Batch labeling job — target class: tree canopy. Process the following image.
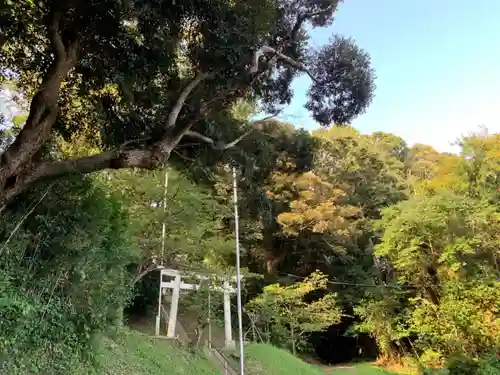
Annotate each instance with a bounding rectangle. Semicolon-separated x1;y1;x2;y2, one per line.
0;0;375;205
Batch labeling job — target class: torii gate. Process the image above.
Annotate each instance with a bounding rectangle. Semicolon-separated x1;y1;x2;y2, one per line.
155;267;237;349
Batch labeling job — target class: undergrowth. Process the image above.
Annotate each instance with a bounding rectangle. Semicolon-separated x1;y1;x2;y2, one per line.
0;177;134;374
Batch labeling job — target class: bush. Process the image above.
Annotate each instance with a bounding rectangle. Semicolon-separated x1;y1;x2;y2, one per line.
420;349;444;369
445;354;478;375
0;176;136;374
423;352;500;375
477;351;500;375
422;369;449;375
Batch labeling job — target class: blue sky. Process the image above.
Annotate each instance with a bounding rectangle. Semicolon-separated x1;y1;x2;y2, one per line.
283;0;500;153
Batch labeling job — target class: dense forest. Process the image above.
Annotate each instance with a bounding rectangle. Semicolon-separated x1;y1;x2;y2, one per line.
0;0;499;374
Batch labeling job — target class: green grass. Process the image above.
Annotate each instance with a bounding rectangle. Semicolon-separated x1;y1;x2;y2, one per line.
330;363;399;374
244;343;399;375
244;343;326;375
92;330;219;375
87;330;399;375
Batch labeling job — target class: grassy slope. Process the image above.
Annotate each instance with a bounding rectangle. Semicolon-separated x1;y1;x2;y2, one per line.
89;330;396;375
245;343;325;375
245;344;398;375
245;343;397;375
93;330;219;375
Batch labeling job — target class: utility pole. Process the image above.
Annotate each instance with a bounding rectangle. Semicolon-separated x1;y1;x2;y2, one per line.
232;166;245;375
161;168;169;263
156;168;169;336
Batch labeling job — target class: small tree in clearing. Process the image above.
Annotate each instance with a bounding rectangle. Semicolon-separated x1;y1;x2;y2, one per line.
247;271;340;355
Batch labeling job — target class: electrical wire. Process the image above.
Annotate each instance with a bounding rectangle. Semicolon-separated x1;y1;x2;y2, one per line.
276;271;418;290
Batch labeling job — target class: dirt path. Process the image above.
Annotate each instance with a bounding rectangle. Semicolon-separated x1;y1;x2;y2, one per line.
318;365;356;374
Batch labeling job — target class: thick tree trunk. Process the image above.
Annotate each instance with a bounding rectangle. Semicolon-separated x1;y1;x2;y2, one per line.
0;12;79;207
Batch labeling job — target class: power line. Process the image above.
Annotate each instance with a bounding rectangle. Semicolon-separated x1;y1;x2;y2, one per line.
170;266;418;290
278;271;418;290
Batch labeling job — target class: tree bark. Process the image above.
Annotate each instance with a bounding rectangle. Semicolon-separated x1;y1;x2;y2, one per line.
0;11;79;206
0;146;166;206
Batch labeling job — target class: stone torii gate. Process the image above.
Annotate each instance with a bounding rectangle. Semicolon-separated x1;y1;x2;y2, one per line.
155;267;237;349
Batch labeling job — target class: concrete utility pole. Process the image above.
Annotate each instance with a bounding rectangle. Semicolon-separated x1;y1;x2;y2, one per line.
156;169;169;336
161;169;169;261
232;166;245;375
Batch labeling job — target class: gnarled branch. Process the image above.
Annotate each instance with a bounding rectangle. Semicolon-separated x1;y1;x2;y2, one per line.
166;72;211;128
1;71;210;205
185;129;254;150
183;115;276;150
47;11;65;60
249;45;318;82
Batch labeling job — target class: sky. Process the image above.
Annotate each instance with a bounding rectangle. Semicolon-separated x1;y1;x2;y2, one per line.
283;0;500;153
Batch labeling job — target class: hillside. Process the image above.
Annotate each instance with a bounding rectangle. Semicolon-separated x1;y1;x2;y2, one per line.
93;330;219;375
245;344;396;375
90;329;397;375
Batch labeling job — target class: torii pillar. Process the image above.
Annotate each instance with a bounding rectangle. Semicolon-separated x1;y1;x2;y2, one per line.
223;280;235;349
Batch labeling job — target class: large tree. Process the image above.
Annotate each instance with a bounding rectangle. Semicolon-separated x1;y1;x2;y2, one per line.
0;0;374;205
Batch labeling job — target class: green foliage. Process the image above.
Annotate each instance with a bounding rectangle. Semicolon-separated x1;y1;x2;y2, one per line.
104;168;235;274
477;352;500;375
0;176;135;374
368;193;500;360
351;131;500;370
444;354;479;375
423;351;500;375
246;271;340;354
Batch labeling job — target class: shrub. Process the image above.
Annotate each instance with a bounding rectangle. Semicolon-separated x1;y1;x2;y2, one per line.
420;349;444;369
445;354;478;375
0;176;136;374
477;351;500;375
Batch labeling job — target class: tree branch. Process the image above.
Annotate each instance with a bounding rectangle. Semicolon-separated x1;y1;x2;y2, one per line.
131;263;161;285
166;72;211;128
0;148;160;204
250;2;338;79
32;149;160;179
183;115;276;150
249;45;318;82
148;72;212;155
303;2;338;19
184;130;216;145
46;11;65;60
5;90;211;201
